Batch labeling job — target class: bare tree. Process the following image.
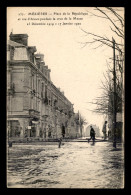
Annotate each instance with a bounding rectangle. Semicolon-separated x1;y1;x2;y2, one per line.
80;7;124;55
79;8;124;145
87;59;123;116
80;7;124;114
74;113;87;137
79;114;87;137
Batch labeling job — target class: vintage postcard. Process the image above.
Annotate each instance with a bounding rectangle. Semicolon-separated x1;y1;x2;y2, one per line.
7;7;124;188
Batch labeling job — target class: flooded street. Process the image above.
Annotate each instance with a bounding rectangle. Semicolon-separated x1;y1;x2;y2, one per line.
7;140;124;188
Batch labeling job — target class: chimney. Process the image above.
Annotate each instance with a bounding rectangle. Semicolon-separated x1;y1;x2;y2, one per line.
35;53;44;61
61;91;64;95
9;32;28;46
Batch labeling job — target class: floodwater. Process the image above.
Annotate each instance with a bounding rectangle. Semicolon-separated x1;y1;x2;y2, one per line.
7;140;124;188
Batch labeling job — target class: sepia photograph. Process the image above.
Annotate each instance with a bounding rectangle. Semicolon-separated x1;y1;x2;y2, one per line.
6;7;124;188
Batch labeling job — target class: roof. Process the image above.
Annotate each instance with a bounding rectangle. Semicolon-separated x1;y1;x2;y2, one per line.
10;33;28;37
7;40;26;47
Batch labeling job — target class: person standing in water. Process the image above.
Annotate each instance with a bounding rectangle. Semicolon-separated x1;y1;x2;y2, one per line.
58;137;62;148
88;126;95;142
102;121;107;140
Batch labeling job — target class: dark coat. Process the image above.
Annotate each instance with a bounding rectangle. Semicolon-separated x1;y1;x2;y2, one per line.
90;128;95;137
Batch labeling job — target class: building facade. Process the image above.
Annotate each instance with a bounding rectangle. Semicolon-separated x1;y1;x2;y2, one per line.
7;33;81;139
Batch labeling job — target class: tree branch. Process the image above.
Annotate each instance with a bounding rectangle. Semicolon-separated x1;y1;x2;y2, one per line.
96;7;124;37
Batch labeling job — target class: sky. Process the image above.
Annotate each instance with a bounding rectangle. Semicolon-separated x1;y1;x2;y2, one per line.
7;7;124;133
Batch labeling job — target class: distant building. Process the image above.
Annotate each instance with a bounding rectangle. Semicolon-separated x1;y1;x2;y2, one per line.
7;33;81;139
85;125;101;137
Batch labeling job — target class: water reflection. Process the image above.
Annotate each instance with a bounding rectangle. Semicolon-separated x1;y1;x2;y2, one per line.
7;141;124;188
90;141;95;146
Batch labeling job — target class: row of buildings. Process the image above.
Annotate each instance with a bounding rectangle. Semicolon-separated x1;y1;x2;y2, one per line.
7;33;81;140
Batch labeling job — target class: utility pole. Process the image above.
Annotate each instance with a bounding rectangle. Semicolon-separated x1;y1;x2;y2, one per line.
112;37;117;148
79;112;82;137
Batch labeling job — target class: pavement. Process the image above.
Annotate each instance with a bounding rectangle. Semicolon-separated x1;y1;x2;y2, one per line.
7;137;112;146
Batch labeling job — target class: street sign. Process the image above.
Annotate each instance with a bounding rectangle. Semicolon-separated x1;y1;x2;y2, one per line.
32;121;39;124
116;113;122;122
28;126;31;129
